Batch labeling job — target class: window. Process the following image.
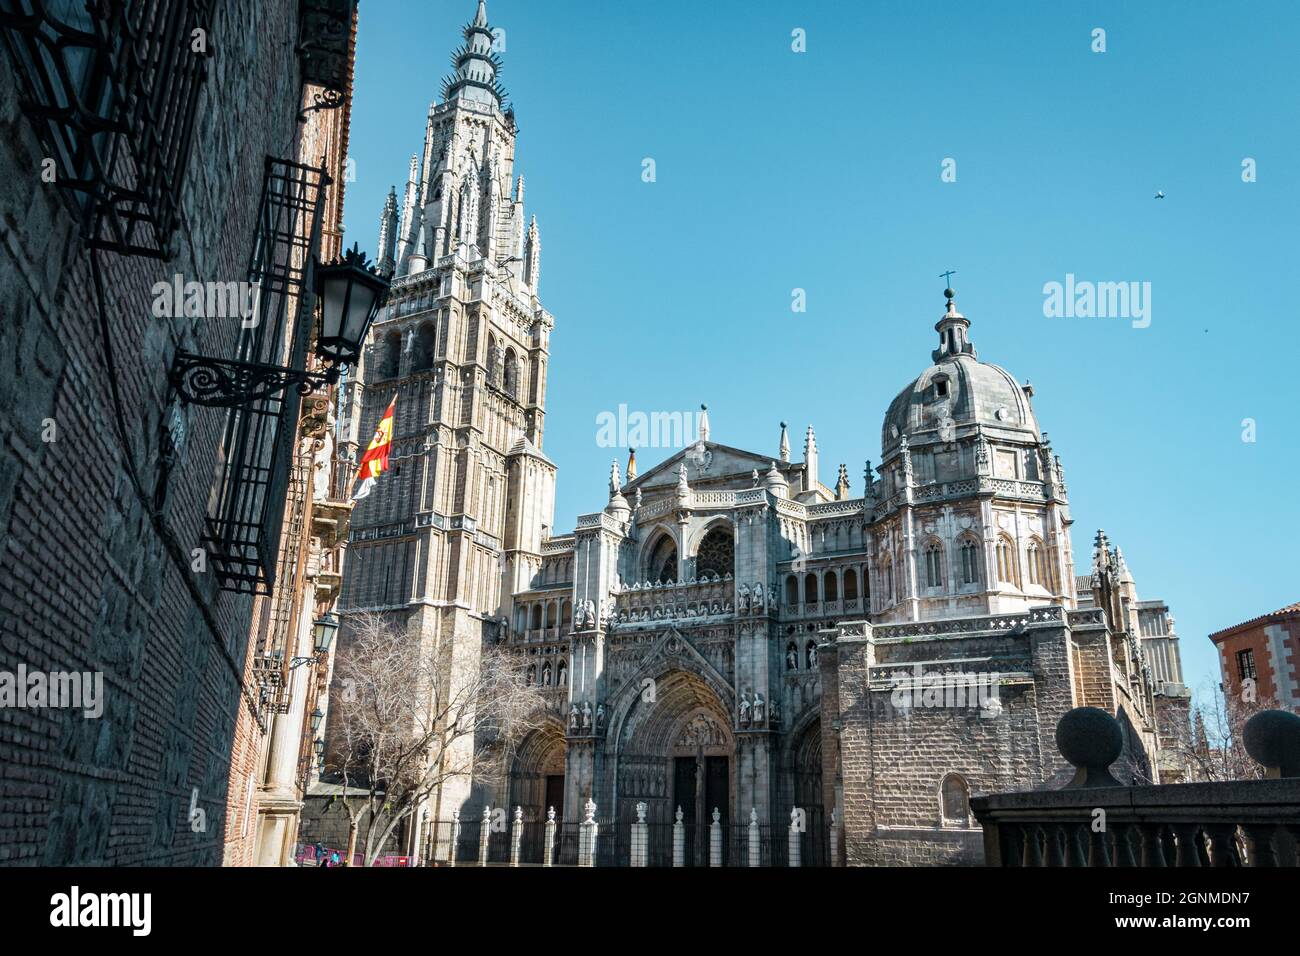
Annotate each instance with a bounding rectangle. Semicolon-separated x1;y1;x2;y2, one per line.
881;555;894;604
412;322;435;371
824;572;838;602
695;525;735;579
785;576;799;606
804;574;818;604
503;348;518;398
647;534;678;584
940;774;971;828
1236;649;1257;682
844;568;859;601
996;536;1016;585
924;541;943;588
960;538;980;586
530;605;542;630
486;334;499;386
1027;538;1045;587
382;331;401;377
934;377;949;398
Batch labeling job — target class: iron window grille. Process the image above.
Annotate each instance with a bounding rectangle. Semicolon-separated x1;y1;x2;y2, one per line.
180;156;331;595
0;0;213;259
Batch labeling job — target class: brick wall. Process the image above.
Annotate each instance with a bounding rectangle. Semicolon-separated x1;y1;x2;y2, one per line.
0;0;316;864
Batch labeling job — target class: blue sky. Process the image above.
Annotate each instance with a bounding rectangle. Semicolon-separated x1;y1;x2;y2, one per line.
344;0;1300;698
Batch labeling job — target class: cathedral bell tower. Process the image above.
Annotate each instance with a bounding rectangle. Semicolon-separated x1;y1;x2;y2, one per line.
338;0;558;814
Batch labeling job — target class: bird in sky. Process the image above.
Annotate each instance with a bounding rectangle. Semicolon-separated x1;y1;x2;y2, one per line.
1154;190;1165;199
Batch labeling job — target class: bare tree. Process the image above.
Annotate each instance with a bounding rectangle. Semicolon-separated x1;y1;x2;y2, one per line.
324;610;543;866
1176;678;1275;783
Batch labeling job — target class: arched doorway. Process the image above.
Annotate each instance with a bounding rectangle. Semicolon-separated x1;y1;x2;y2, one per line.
614;668;733;866
507;721;566;863
789;716;827;866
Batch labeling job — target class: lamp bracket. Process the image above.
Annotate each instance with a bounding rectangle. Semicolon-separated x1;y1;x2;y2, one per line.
169;351;339;409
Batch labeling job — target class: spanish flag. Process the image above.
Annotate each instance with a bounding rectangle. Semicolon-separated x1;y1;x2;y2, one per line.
352;396;396;501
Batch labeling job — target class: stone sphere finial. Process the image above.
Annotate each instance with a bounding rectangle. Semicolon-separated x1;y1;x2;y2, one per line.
1056;706;1124;788
1243;709;1300;778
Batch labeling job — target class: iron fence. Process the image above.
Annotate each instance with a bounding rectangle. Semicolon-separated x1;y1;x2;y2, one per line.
418;811;834;867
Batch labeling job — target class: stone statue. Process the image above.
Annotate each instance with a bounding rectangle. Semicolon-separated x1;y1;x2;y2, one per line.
786;648;798;670
712;807;721;824
753;693;765;724
568;703;579;730
738;584;750;613
581;599;596;629
739;692;751;725
753;583;764;611
675;806;684;824
595;703;605;733
547;806;556;823
770;698;780;725
807;643;817;668
581;701;592;729
636;801;647;824
751;468;760;487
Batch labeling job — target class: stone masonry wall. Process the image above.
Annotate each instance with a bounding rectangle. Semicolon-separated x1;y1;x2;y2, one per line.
0;0;311;864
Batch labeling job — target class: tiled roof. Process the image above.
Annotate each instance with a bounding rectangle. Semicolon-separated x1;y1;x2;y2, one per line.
1209;602;1300;641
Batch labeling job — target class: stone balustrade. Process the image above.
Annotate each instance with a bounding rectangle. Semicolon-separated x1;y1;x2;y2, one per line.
971;707;1300;866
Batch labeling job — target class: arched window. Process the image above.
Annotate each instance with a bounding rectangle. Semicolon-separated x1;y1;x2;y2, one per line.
844;568;859;601
940;773;971;828
924;540;944;588
996;535;1016;585
804;574;818;604
503;348;518;398
959;538;980;586
545;602;557;629
647;533;678;584
557;659;568;687
824;572;839;602
530;605;542;630
560;600;572;630
413;321;436;371
786;641;799;670
695;525;735;579
382;330;402;378
486;334;499;386
1027;538;1045;587
881;555;894;604
785;576;799;606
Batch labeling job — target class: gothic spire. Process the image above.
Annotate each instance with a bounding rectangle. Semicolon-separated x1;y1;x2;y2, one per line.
803;425;818;487
442;0;507;110
778;422;790;463
376;186;398;276
698;403;710;443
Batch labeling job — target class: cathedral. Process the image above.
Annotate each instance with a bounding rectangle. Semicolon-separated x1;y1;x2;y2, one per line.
335;1;1185;865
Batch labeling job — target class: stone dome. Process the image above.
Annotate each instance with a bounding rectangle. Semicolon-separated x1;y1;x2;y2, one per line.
881;293;1039;455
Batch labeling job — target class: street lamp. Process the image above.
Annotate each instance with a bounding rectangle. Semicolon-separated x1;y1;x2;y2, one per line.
309;707;324;734
168;245;391;408
313;739;325;758
314;244;391;367
313;613;339;656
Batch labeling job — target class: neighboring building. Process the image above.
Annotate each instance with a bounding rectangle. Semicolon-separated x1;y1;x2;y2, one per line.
222;2;362;867
1210;603;1300;712
0;0;355;863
